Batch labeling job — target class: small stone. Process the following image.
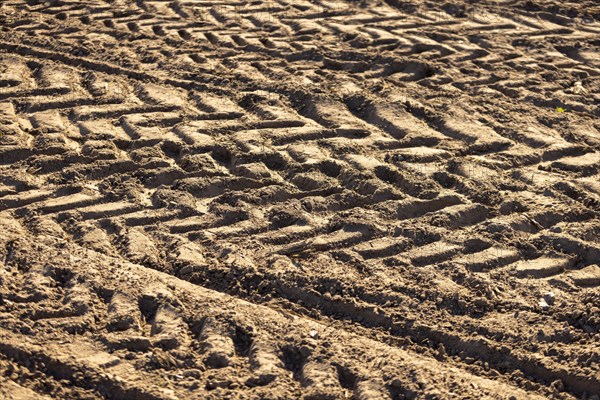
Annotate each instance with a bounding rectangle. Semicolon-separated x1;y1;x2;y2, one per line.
299;345;313;358
437;343;447;357
391;378;405;388
179;265;193;276
572;81;587;95
543;292;555;305
206;351;230;368
511;370;524;379
19;324;32;335
550;379;564;392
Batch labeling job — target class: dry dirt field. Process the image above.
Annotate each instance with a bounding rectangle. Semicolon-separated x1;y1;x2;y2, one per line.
0;0;599;399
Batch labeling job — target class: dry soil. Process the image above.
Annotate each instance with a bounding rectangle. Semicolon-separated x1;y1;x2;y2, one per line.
0;0;599;399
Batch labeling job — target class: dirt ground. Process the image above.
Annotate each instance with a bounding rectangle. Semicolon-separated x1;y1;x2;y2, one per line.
0;0;599;399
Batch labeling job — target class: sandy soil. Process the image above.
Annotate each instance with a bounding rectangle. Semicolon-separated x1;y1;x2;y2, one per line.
0;0;599;398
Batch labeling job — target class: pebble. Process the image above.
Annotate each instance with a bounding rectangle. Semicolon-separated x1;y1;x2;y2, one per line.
543;291;555;305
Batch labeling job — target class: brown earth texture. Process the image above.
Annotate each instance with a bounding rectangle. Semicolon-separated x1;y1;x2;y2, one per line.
0;0;599;399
